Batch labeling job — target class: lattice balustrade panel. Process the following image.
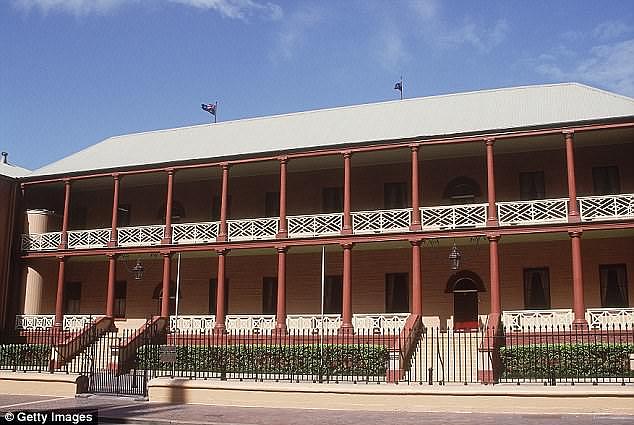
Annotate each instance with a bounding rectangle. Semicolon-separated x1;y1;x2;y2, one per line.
352;209;411;234
228;218;278;241
586;308;634;329
117;225;165;246
172;222;219;244
352;313;409;331
580;194;634;221
502;309;574;332
497;199;568;226
15;315;54;330
170;315;216;332
67;229;110;249
287;213;343;238
421;203;487;229
225;315;276;333
286;314;341;333
63;315;98;330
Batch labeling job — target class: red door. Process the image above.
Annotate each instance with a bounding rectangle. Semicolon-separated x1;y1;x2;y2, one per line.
453;290;478;331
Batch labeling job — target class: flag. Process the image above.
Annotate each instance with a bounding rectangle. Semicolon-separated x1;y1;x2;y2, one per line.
201;103;217;116
394;81;402;92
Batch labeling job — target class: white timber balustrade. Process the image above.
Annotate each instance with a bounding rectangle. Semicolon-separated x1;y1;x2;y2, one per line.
20;194;634;252
585;308;634;329
579;193;634;221
352;209;411;234
287;213;343;238
502;309;574;332
117;225;165;247
67;228;111;249
352;313;409;332
420;203;487;230
172;222;219;245
497;199;568;226
286;314;342;333
21;232;61;251
228;218;279;241
225;315;277;333
170;315;216;332
15;314;55;330
14;314;98;330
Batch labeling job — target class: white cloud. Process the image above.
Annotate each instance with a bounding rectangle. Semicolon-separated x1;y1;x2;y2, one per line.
170;0;282;20
375;28;410;72
13;0;128;15
408;0;439;21
537;39;634;97
271;5;321;61
593;21;632;41
12;0;282;19
439;18;509;53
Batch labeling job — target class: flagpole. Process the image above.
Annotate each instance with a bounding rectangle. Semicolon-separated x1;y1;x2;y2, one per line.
319;245;325;383
214;101;217;123
400;75;403;100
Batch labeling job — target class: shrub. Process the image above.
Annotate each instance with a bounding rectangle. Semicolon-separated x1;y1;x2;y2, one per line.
137;343;390;377
0;344;51;368
500;343;634;379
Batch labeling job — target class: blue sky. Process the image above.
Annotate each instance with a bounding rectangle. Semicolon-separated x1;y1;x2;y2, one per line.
1;0;633;170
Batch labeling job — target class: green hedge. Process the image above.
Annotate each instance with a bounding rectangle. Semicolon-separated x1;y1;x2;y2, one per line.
0;344;51;368
500;343;634;379
137;344;390;376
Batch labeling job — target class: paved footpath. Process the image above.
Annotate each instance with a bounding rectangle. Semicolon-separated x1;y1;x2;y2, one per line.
0;393;633;425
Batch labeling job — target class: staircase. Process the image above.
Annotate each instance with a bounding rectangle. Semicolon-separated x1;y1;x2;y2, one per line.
406;329;485;384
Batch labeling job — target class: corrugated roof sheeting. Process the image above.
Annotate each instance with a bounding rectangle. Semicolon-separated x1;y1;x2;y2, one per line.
32;83;634;177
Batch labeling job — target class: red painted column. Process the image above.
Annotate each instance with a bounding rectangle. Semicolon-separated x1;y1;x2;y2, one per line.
160;252;171;318
569;231;587;327
411;240;422;316
488;235;501;316
410;145;422;231
274;246;288;333
59;179;72;249
54;256;66;328
108;174;120;248
277;157;288;238
105;253;117;319
162;169;175;244
339;243;354;334
214;249;229;334
217;163;230;242
485;138;498;227
564;130;581;222
341;152;353;235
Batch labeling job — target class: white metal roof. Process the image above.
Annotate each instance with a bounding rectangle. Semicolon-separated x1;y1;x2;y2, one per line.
31;83;634;177
0;161;30;178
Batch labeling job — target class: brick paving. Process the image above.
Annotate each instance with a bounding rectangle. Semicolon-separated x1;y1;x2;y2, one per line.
0;394;633;425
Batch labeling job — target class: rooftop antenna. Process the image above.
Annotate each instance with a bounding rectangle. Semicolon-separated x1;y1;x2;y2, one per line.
1;152;7;164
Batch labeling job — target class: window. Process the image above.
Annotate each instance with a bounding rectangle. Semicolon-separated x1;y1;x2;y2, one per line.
114;281;127;318
152;283;180;316
323;275;343;314
443;176;481;202
64;282;81;314
593;166;620;195
385;273;409;313
519;171;545;200
212;195;232;221
322;187;343;213
384;183;408;209
262;277;277;315
600;264;628;308
523;268;551;309
265;192;280;217
209;278;230;315
117;205;131;227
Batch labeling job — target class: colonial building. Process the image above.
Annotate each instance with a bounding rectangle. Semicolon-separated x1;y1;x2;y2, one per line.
8;83;634;340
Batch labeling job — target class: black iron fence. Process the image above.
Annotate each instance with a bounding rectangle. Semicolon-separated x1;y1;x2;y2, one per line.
1;322;633;392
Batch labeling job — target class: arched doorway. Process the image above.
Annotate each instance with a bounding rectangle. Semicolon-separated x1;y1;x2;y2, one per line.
446;271;486;331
